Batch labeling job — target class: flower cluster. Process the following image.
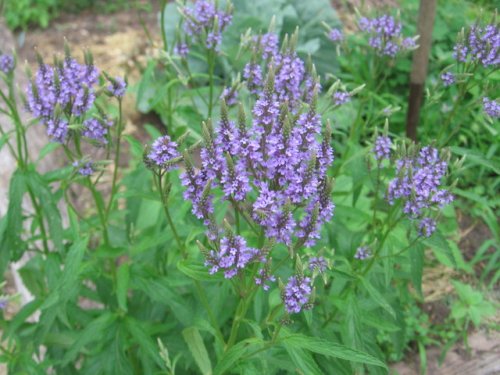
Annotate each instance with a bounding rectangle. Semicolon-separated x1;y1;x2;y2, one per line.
283;275;312;314
328;28;344;43
354;246;371;260
385;143;454;237
204;234;259;279
107;76;127;98
73;160;95;177
26;52;99;142
358;14;416;57
25;49;125;177
82;117;112;144
146;135;180;170
0;53;14;74
440;72;455;87
182;0;233;52
180;50;335;295
373;135;392;162
308;256;327;273
453;23;499;67
243;32;319;111
482;97;500;118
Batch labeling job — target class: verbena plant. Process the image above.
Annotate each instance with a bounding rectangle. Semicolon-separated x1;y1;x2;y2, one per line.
0;0;497;373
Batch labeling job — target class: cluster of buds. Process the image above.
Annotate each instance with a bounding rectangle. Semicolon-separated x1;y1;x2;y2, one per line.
453;22;499;68
178;0;234;54
146;33;336;314
25;45;126;176
358;14;418;57
0;51;15;75
374;135;455;238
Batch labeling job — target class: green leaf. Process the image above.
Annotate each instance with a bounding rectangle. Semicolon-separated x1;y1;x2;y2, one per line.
409;242;424;298
283;344;323;375
125;317;165;369
133;276;193;326
423;230;456;268
1;170;27;268
182;327;212;375
213;338;262;375
116;263;130;311
26;171;64;253
177;260;224;282
281;330;387;369
359;277;396;318
62;312;117;365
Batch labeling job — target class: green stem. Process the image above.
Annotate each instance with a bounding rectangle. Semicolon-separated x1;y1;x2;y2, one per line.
156;174;184;255
160;0;169;52
226;287;257;351
105;100;123;218
88;179;110;245
194;280;225;345
207;50;215;118
27;188;50;254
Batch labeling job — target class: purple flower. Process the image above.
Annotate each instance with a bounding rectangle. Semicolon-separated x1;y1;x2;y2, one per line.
309;256;327;272
359;14;413;57
174;42;189;58
220;87;238;106
0;54;14;74
73;160;95;176
0;298;8;309
418;217;436;237
274;53;306;109
205;235;259;278
82;118;111;144
333;91;351;106
181;46;335;289
441;72;455;86
107;77;126;98
256;33;279;60
46;118;69;143
483;97;500;118
354;246;371;260
453;24;500;67
283;276;312;314
358;17;372;32
255;265;276;291
374;136;392;162
243;63;263;94
386;144;454;219
26;56;99;122
328;29;344;42
182;0;232;52
402;37;416;50
147;135;180;169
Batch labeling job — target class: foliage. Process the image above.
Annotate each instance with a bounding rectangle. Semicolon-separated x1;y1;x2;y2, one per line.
0;0;498;374
0;0;145;30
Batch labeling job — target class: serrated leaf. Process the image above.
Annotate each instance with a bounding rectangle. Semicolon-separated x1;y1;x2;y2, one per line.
423;230;456;268
62;312;117;365
359;276;396;318
125;317;165;369
409;242;424;298
116;263;130;311
26;171;64;253
283;344;323;375
1;170;27;268
281;329;386;368
214;338;262;375
177;260;223;282
182;327;212;375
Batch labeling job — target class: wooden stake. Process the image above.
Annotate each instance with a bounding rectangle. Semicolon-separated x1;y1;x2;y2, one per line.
406;0;437;141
